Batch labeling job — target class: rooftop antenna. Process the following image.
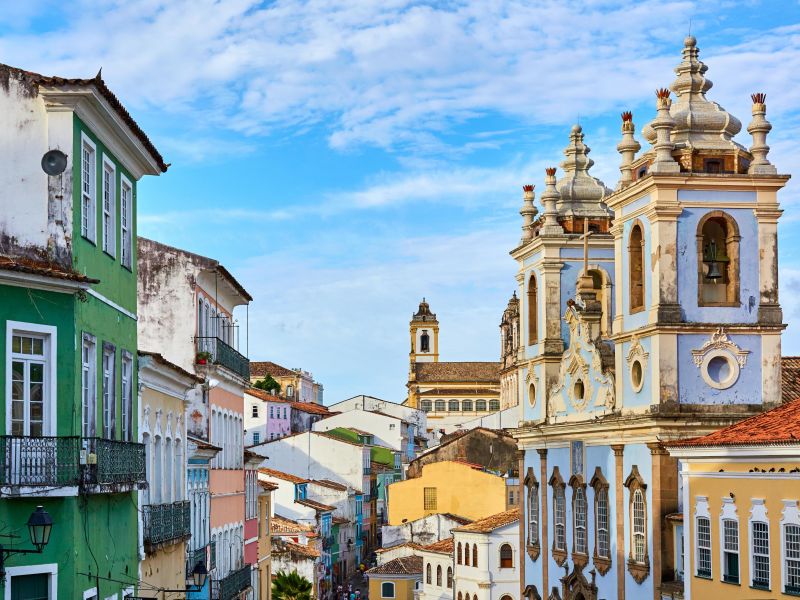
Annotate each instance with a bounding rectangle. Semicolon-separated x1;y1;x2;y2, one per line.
688;17;692;36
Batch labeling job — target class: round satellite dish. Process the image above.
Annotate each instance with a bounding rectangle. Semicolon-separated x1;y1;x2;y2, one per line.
41;150;68;176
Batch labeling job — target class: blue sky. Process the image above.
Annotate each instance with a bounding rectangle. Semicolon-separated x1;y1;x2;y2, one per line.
4;0;800;403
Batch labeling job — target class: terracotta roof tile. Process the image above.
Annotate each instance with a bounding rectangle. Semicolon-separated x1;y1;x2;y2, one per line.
332;516;349;525
313;479;349;492
260;467;309;484
414;362;501;383
296;498;336;513
367;555;423;576
375;542;424;554
452;509;519;533
292;401;331;416
439;514;473;525
259;481;280;491
272;515;315;534
0;255;99;284
246;387;291;403
277;540;320;559
667;398;800;448
421;538;454;554
783;357;800;402
250;361;296;378
138;350;204;383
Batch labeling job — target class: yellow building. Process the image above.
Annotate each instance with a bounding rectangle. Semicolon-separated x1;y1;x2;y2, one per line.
666;398;800;599
367;555;423;600
250;360;323;404
258;481;278;600
387;461;507;525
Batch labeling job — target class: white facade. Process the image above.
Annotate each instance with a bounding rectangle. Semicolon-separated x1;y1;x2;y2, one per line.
418;549;453;600
453;522;518;600
382;513;469;549
312;410;409;452
451;405;521;433
329;396;429;435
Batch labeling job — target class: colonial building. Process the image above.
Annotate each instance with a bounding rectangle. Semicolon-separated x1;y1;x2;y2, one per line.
0;63;165;598
513;37;789;600
367;555;424;600
245;387;292;446
407;428;518;479
250;360;324;404
406;300;502;433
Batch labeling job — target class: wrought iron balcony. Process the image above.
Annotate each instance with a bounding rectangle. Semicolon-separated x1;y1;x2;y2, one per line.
0;435;82;490
215;565;251;600
196;336;250;380
188;543;210;575
83;437;147;490
144;500;191;549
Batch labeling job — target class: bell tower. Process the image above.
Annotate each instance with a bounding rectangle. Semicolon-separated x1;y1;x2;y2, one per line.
409;298;439;364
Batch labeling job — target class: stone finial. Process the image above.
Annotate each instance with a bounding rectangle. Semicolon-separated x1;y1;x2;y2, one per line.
520;184;538;243
747;92;777;174
555;125;612;218
649;89;680;174
540;168;563;236
617;111;641;188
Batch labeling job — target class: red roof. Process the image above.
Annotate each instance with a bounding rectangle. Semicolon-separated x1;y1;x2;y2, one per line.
668;398;800;448
783;357;800;403
0;255;99;284
250;361;296;378
296;498;336;513
421;538;454;555
247;387;290;403
292;401;330;416
452;509;519;533
260;467;308;484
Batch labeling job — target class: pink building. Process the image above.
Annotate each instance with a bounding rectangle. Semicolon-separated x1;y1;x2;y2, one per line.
245;388;292;445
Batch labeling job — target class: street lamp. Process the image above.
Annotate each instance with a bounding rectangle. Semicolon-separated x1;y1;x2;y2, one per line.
0;506;54;581
188;560;209;589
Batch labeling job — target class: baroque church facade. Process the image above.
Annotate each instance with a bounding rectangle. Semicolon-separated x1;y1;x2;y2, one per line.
512;37;787;600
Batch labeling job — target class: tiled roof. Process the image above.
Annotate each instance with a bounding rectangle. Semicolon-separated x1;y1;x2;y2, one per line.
783;357;800;402
272;515;314;534
0;63;168;172
667;398;800;448
138;351;203;383
414;362;501;383
440;514;473;525
0;255;99;284
452;509;519;533
418;388;501;397
278;540;320;559
367;555;423;576
292;402;331;416
296;498;335;513
421;538;454;555
259;481;280;491
259;467;308;484
246;387;290;403
332;516;349;525
250;361;296;378
375;542;424;554
313;479;348;492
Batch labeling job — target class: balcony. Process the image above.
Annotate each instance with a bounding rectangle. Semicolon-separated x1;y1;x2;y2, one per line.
144;500;191;551
0;435;81;493
215;565;251;600
83;437;147;491
196;337;250;380
188;543;210;574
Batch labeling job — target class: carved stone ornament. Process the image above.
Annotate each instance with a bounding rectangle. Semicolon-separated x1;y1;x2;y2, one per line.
691;327;750;390
691;327;750;367
559;564;598;600
626;335;649;393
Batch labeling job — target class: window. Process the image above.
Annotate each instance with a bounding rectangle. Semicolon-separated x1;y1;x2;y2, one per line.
526;469;539;547
448;400;460;412
722;519;739;583
528;273;538;344
424;487;437;511
81;135;97;242
629;221;645;312
552;470;567;556
632;490;646;562
462;399;473;412
381;582;395;598
573;484;588;556
436;565;442;586
253;405;259;418
624;465;649;581
786;523;800;593
102;157;116;256
457;542;462;564
120;176;132;268
500;543;513;568
121;351;133;441
426;563;432;584
475;400;487;412
750;504;770;589
102;344;116;439
697;211;740;306
446;567;452;588
697;516;712;577
253;432;260;445
434;400;445;412
472;544;478;567
570;441;584;477
82;334;96;437
286;385;294;398
489;399;500;411
421;400;432;412
9;331;48;437
464;543;470;566
420;330;430;353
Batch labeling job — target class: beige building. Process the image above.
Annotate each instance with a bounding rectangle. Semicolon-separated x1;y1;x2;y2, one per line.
250;360;324;404
367;555;423;600
406;300;501;433
258;481;279;600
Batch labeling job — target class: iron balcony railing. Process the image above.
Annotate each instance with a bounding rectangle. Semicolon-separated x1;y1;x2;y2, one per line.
144;500;191;547
189;544;210;575
0;435;81;487
196;337;250;380
84;437;147;487
216;565;252;600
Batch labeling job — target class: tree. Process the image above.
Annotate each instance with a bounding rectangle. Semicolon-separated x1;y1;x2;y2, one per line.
253;374;281;394
272;570;313;600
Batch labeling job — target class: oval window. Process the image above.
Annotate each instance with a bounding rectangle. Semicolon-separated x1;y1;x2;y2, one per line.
574;379;585;400
631;360;643;392
529;383;536;407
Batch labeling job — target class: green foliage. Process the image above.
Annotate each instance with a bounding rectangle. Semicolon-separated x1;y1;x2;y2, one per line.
254;374;281;394
272;570;313;600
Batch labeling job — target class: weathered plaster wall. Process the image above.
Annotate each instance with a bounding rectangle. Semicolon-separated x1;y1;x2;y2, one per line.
407;429;517;479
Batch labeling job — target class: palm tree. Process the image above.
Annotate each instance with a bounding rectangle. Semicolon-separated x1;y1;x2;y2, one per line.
272;570;314;600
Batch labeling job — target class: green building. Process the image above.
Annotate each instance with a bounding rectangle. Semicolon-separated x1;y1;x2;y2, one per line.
0;64;166;598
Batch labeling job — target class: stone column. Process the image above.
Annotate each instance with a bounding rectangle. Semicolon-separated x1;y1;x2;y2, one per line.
538;449;549;596
612;444;625;600
517;449;526;600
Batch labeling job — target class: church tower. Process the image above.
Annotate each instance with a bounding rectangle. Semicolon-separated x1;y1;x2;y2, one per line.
409;298;439;364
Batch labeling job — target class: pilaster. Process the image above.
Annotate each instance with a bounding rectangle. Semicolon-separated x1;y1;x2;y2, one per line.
517;449;526;600
612;444;625;600
754;201;782;324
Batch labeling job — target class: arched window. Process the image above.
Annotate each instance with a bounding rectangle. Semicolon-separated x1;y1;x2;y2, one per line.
570;476;588;558
625;465;649;583
434;400;446;412
589;467;611;573
458;593;462;600
587;269;611;335
421;400;432;413
462;399;473;412
528;273;538;345
489;399;500;411
448;400;460;412
446;567;452;588
464;543;470;566
472;544;478;567
697;211;740;306
525;467;540;550
436;565;442;586
473;594;478;600
457;542;462;564
421;330;430;353
143;431;151;506
153;434;163;504
629;222;645;312
164;437;173;503
475;400;487;412
500;543;513;568
381;582;395;598
426;563;432;584
550;467;567;565
633;490;646;561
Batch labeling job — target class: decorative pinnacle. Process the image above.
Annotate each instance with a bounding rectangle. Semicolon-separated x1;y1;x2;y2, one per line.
522;184;534;193
545;167;557;177
751;92;767;105
656;88;671;99
621;111;633;122
747;91;776;174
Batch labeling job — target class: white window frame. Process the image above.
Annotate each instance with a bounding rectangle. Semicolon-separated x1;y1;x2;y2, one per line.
102;343;116;439
82;587;98;600
81;333;97;438
121;351;133;442
719;497;739;584
81;134;97;243
695;496;712;578
120;174;133;269
5;321;57;436
749;498;770;590
780;499;800;595
101;155;117;257
3;562;58;600
528;481;539;546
